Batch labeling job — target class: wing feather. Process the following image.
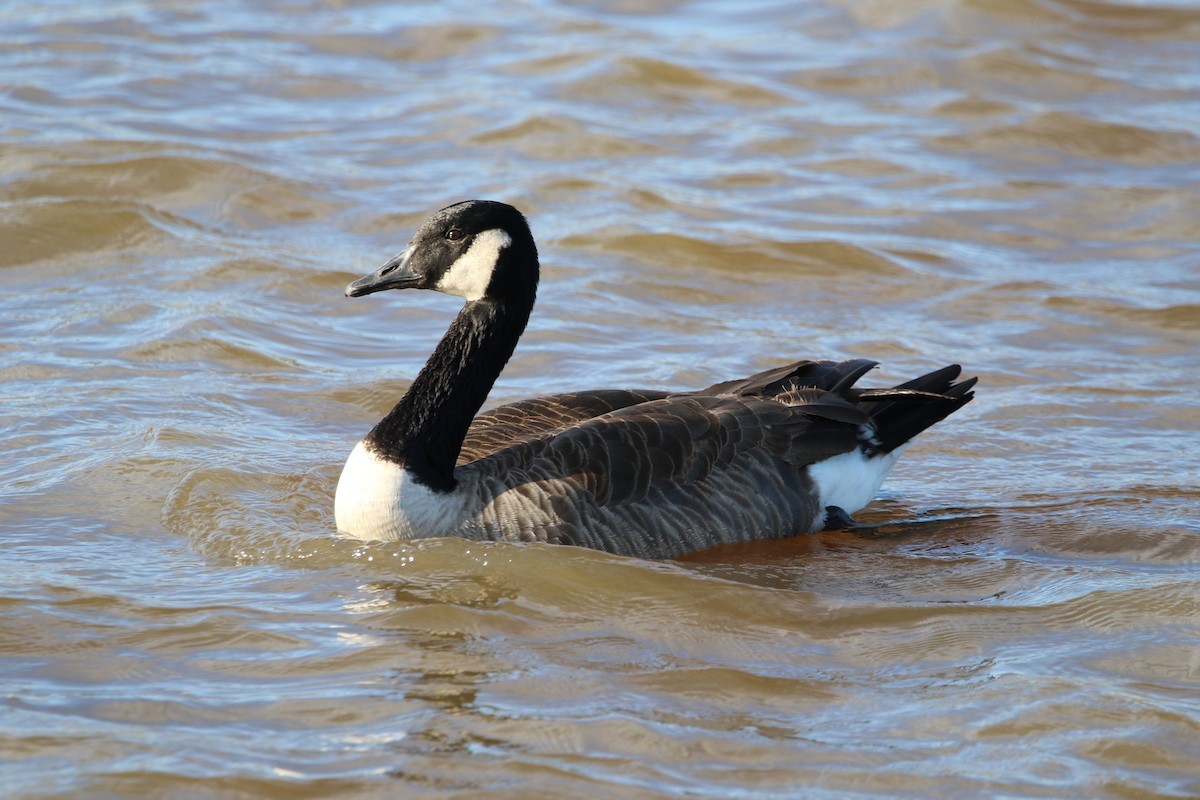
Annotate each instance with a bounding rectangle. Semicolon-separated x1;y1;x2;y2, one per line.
463;393;862;508
459;389;671;463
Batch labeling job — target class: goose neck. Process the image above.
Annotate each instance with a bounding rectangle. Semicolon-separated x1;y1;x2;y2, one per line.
366;295;530;491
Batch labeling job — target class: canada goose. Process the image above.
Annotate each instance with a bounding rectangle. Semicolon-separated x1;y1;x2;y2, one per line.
335;200;976;559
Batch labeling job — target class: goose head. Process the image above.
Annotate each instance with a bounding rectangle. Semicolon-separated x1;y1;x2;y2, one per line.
346;200;538;304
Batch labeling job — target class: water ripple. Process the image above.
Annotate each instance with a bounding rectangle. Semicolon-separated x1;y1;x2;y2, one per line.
3;0;1199;797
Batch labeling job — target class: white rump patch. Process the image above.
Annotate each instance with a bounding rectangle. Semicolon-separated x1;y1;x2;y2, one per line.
334;441;469;541
436;228;512;301
807;445;908;528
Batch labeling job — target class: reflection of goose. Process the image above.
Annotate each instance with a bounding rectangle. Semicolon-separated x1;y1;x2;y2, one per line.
334;200;976;559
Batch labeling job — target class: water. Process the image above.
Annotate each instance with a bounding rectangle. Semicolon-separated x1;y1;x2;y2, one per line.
3;0;1199;797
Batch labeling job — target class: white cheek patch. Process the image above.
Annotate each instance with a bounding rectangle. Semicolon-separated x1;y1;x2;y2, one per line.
436;228;512;301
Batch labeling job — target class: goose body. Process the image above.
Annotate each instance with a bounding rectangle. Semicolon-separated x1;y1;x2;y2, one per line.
335;200;976;559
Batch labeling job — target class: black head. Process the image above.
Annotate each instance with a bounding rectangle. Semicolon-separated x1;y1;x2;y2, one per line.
345;200;538;303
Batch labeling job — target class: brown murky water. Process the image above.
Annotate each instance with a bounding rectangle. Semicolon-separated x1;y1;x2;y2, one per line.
3;1;1199;797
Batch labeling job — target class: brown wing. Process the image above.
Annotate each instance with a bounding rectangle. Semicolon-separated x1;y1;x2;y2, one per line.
461;358;974;467
464;392;867;507
460;360;880;465
458;389;671;464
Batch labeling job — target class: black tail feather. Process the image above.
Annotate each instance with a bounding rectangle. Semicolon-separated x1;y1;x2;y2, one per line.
861;365;976;454
704;358;976;455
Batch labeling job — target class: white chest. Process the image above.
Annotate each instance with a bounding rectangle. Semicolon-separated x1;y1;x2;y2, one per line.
334;441;469;541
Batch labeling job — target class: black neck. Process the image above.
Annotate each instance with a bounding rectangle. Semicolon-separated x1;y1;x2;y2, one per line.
365;293;532;491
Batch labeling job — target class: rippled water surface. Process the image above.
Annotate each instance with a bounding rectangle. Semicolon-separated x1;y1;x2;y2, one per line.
3;1;1199;797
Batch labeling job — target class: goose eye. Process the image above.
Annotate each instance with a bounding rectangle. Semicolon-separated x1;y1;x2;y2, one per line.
446;228;464;242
